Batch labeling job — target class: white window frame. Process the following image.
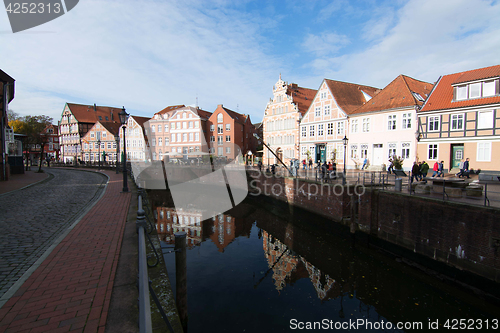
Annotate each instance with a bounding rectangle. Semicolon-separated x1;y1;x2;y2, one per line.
477;142;491;162
428;144;438;160
450;113;464;131
362;118;370;132
351;119;358;133
315;106;321;117
402;113;411;129
388;115;397;130
428;116;440;132
456;85;468;101
478;111;493;129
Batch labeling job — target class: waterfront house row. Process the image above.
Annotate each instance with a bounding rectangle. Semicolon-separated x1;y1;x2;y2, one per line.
264;64;499;173
58;103;258;164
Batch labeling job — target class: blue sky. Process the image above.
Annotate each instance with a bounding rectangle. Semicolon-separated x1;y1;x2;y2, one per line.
1;0;499;124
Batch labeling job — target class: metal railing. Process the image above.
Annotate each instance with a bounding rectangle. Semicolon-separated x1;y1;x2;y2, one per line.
137;193;175;333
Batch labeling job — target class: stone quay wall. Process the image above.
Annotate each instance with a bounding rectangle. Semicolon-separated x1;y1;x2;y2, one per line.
247;171;500;282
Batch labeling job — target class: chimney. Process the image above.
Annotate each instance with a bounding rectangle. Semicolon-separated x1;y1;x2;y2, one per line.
93;103;96;112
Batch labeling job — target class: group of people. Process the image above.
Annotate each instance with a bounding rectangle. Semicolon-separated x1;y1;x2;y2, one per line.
320;161;337;181
456;158;471;179
411;160;432;182
302;158;314;170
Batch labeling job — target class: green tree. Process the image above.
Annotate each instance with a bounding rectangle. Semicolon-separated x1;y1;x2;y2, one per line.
8;115;53;172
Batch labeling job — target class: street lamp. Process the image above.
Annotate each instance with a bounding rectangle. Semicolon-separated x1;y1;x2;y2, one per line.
119;107;129;192
114;134;120;174
342;135;348;185
97;131;101;170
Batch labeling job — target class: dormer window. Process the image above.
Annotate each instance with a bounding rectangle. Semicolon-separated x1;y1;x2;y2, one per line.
454;79;499;101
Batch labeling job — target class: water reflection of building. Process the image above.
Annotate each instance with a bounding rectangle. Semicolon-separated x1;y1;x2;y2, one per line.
262;231;337;300
155;207;203;248
209;213;236;252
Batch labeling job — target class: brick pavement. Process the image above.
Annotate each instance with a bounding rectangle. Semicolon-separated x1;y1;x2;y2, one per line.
0;169;107;297
0;169;131;332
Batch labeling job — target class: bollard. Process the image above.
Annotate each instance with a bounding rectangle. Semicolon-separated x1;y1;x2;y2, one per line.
175;232;188;332
136;195;152;333
395;178;402;191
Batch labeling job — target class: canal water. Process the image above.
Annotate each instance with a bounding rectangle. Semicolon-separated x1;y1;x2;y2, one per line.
149;191;500;332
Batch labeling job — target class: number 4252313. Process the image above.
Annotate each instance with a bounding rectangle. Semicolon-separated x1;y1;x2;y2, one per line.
5;2;62;14
444;319;498;330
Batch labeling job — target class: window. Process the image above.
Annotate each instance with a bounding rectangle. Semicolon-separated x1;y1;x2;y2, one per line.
324;105;330;116
337;122;344;135
362;118;370;132
350;145;358;159
327;123;334;135
469;83;481;99
360;144;368;158
226;124;230;131
478;111;493;128
171;134;176;142
428;116;440;131
226;147;231;154
195;122;199;129
226;135;231;142
318;124;324;136
218;147;223;156
428;144;438;160
477;142;491;161
218;136;223;145
401;142;410;159
388;115;396;130
158;137;162;146
456;85;468;101
217;113;223;123
210;136;215;142
176;122;181;129
151;125;156;133
483;80;495;97
183;122;187;129
218;124;223;134
183;133;187;142
320;91;327;99
195;133;199;141
210;125;215;131
158;125;162;132
107;142;112;149
189;133;193;141
177;133;181;142
301;127;306;137
315;107;321;117
152;138;156;147
451;114;464;130
388;143;397;158
402;113;411;129
189;121;193;128
351;119;358;133
165;124;168;132
309;125;315;137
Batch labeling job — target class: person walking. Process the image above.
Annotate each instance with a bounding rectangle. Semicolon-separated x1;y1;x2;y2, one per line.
387;157;394;175
257;160;262;172
420;161;430;182
321;161;328;182
362;157;368;170
462;158;470;179
308;158;313;170
411;162;420;183
431;161;439;177
456;159;464;177
437;161;444;177
302;159;306;170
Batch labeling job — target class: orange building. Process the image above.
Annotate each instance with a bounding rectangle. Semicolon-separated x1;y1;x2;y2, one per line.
81;121;121;164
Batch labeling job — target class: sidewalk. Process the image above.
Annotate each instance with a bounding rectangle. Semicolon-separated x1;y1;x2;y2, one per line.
0;169;131;332
0;170;49;195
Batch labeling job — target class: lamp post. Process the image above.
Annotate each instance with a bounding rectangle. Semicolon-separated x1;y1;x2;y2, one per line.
119;107;129;192
97;131;101;170
114;134;120;174
342;135;348;185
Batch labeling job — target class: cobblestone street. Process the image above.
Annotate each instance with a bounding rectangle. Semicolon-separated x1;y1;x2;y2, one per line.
0;168;107;299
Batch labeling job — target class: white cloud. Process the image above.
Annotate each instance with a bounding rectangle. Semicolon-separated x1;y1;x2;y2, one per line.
1;0;279;122
302;0;500;88
302;32;350;57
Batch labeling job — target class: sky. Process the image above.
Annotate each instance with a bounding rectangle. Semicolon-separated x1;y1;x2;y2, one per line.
1;0;499;125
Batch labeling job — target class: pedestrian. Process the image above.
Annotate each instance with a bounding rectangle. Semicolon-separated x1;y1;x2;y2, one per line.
302;159;306;170
431;161;439;177
456;159;464;177
387;157;394;175
308;158;313;170
321;161;328;182
437;161;444;177
411;162;420;183
46;156;50;167
462;158;470;179
257;160;262;172
271;164;276;177
420;161;429;181
362;157;368;170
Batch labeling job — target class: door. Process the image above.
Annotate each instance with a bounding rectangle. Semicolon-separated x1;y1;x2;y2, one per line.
452;145;464;169
372;144;383;165
316;144;326;163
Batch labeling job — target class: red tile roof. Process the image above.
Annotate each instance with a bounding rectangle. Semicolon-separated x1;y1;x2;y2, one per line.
130;116;150;129
351;75;433;114
100;121;122;136
420;65;500;112
194;108;212;120
154;105;185;115
286;84;317;115
451;64;500;85
67;103;122;124
220;106;248;125
325;80;380;114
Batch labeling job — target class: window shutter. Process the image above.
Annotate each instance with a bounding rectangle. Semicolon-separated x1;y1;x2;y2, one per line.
453;86;456;101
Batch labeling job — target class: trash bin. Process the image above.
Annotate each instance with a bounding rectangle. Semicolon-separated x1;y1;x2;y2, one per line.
395;178;402;191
